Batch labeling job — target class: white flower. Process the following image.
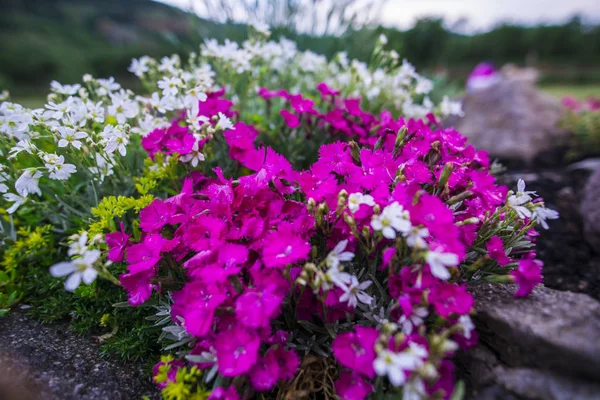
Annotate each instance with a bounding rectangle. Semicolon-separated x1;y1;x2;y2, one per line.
405;226;429;249
45;97;74;120
44;154;76;180
415;77;433;95
158;55;179;73
186;102;209;131
348;192;375;213
15;170;42;197
68;232;89;257
402;377;426;400
215;112;234;131
179;140;205;167
399;307;428;335
88;153;114;182
50;250;100;291
338;275;373;308
101;125;129;156
129;57;150;77
425;249;459;280
458;315;475;339
379;34;388;45
85;100;105;123
3;192;26;214
374;345;426;387
533;206;559;230
371;202;411;239
97;77;121;96
158;76;183;97
325;240;355;270
9;140;37;158
108;93;138;124
440;96;464;117
508;179;535;219
56;126;88;149
184;86;208;108
50;81;81;95
251;21;271;36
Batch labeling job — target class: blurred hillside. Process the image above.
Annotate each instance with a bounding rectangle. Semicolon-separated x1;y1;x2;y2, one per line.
1;0;599;94
0;0;246;92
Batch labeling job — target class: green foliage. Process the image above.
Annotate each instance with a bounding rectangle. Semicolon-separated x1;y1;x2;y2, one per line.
24;271;162;362
0;224;55;316
560;109;600;157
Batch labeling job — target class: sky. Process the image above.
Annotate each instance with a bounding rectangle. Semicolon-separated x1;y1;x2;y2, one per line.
159;0;600;32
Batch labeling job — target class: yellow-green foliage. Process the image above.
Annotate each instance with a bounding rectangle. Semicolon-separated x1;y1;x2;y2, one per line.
1;225;54;272
88;194;154;237
155;355;211;400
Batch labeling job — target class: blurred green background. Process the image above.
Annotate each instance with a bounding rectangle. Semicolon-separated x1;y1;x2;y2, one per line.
1;0;599;106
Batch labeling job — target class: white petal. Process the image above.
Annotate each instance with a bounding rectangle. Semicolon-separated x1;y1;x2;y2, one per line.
82;268;98;284
64;272;82;291
50;262;75;277
430;263;451;280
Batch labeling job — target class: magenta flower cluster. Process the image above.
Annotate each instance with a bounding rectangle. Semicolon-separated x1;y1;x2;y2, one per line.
106;83;548;399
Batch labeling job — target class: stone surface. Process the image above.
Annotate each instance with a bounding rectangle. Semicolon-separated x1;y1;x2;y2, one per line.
446;77;567;163
0;310;159;400
581;166;600;250
459;284;600;399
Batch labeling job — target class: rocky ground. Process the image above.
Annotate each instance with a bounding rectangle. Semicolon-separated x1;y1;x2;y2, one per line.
0;310;159;400
500;163;600;300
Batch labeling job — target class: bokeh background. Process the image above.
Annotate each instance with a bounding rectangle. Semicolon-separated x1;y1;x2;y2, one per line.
1;0;599;106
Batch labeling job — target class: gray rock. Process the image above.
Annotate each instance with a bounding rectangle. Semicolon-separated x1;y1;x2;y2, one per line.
446;78;567;163
581;167;600;250
459;284;600;399
0;310;159;400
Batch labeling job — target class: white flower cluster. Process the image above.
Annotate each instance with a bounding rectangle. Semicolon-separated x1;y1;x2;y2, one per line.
49;232;101;291
132;32;462;120
324;239;373;308
348;194;459;281
508;179;559;229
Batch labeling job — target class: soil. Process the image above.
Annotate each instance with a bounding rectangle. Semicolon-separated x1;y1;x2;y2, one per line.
0;309;159;400
499;151;600;301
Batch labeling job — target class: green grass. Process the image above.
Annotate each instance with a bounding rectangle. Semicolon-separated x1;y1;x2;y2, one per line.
538;84;600;100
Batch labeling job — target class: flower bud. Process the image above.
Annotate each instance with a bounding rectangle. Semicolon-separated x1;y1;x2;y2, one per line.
343;212;356;228
307;198;316;214
349;141;361;165
438;162;454;188
395;126;408;149
373;204;381;215
456;217;480;226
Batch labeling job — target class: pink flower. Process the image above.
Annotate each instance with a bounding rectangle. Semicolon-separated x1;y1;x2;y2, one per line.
332;326;379;378
486;236;510;266
208;386;240;400
125;234;164;273
215;326;260;377
235;287;284;329
316;82;340;98
249;347;300;391
105;222;130;263
429;283;473;318
139;200;177;233
335;371;373;400
428;359;455;399
120;269;154;306
280;109;301;128
511;259;543;297
262;230;311;269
